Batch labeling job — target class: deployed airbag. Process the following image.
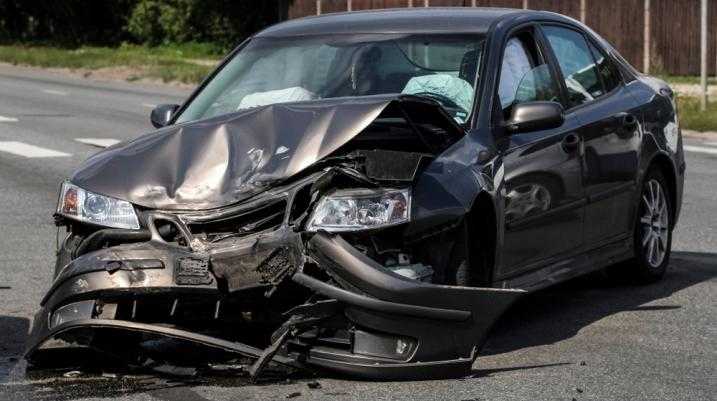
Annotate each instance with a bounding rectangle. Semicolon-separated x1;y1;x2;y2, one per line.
402;74;473;114
238;87;317;110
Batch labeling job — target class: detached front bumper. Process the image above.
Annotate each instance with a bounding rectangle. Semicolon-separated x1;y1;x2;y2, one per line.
26;232;524;379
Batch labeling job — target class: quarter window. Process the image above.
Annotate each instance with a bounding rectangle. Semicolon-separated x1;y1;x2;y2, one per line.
588;41;622;94
542;26;603;107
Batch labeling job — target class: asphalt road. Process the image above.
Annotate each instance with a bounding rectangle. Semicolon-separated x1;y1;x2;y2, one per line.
0;65;715;401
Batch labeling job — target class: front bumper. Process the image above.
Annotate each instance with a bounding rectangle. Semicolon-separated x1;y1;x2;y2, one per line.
26;232;524;379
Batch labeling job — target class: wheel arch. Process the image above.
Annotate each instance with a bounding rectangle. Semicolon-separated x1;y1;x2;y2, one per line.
465;191;498;286
643;151;678;229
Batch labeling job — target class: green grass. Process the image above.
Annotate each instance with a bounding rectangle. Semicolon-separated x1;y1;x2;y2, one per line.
676;95;717;132
654;75;717;132
0;43;220;84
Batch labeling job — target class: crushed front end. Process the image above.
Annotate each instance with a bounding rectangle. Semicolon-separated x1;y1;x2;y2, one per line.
26;96;524;379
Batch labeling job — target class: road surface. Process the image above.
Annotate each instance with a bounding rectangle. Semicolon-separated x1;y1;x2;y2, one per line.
0;65;714;401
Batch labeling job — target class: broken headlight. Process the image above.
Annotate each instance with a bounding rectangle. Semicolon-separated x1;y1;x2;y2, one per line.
306;188;410;232
56;182;140;229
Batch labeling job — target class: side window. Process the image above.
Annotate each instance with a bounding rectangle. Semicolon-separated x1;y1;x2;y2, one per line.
588;41;622;93
497;34;560;117
542;26;603;107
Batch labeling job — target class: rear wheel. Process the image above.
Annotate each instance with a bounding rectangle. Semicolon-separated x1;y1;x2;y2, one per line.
625;168;673;282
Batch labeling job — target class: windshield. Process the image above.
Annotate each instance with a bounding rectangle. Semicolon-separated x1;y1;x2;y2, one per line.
176;34;485;124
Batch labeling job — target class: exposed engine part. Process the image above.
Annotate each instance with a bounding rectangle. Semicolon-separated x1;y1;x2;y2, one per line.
382;253;434;282
355;149;431;182
386;263;434;282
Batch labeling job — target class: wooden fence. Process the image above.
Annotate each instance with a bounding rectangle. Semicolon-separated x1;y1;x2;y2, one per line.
287;0;717;76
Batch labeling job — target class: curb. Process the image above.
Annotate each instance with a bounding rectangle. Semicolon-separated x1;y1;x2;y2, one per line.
682;129;717;140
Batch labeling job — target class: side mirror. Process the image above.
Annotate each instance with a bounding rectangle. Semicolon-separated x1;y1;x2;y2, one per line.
505;101;564;134
150;104;180;129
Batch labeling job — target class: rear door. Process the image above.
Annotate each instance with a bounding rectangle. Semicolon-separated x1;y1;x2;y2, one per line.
539;24;641;246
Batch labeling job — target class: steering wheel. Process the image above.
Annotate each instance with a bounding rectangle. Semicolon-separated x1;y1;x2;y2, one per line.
412;92;465;113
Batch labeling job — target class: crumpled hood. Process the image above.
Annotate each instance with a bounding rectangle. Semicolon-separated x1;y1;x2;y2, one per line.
71;95;444;211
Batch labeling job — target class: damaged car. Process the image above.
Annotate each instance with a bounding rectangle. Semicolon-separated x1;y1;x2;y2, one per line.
27;8;685;379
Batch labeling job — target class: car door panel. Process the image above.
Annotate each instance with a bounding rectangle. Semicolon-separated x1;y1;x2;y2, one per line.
573;90;641;243
492;27;585;278
540;24;641;246
499;115;585;275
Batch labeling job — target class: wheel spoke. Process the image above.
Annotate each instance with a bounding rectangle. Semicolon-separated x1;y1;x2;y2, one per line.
642;230;652;247
648;181;657;212
640;216;652;225
529;186;540;199
657;231;667;250
653;182;662;212
647;235;656;264
642;195;652;213
653;236;661;265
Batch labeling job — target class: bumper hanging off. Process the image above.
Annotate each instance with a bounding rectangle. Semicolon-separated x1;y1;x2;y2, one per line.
26;232;524;379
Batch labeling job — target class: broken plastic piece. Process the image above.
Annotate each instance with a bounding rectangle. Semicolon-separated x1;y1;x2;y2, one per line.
386;263;434;282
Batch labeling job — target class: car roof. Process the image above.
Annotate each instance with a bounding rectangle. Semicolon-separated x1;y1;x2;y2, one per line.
256;7;559;37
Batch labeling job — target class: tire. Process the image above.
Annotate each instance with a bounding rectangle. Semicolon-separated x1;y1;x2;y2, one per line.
447;214;494;287
624;168;673;282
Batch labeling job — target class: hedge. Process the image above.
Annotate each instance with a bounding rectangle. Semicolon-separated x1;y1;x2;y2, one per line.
0;0;287;50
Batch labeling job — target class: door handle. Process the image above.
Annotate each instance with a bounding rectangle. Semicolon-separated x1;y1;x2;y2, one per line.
614;112;639;137
561;133;580;152
615;113;638;132
620;113;639;131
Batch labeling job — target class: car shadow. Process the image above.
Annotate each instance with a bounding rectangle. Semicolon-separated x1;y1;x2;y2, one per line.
480;251;717;357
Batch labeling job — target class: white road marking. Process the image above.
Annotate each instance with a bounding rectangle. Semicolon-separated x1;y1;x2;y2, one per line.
0;141;70;158
74;138;121;148
42;89;68;96
684;145;717;155
142;103;157;109
0;116;18;122
704;141;717;147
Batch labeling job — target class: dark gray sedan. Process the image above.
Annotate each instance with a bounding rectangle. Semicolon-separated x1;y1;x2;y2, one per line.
28;7;684;379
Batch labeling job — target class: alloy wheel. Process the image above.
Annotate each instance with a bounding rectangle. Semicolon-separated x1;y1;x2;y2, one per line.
639;179;670;268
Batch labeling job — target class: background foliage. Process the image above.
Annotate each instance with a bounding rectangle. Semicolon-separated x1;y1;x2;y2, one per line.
0;0;287;51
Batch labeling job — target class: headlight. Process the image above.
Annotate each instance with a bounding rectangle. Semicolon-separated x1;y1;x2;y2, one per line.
56;182;140;229
306;188;410;232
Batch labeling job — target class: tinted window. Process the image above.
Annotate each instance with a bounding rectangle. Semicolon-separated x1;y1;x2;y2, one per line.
498;36;560;114
543;26;603;107
588;41;622;93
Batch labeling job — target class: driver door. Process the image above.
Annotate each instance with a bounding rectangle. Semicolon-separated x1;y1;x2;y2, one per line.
494;28;586;280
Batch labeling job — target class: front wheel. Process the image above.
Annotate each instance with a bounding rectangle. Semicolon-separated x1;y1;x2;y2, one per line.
628;169;673;282
446;215;494;288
